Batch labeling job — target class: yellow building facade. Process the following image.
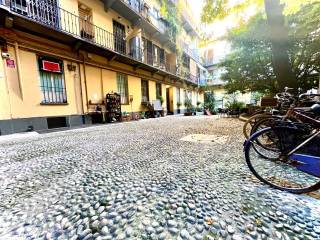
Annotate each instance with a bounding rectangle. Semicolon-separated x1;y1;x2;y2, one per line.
0;0;204;135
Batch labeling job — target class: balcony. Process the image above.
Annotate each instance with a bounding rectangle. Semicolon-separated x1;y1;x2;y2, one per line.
0;1;197;85
178;40;201;63
169;0;198;37
103;0;176;50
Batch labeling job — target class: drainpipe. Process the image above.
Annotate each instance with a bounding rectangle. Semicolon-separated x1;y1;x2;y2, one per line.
77;61;85;116
100;68;104;101
14;42;24;99
81;53;89;112
2;54;13;119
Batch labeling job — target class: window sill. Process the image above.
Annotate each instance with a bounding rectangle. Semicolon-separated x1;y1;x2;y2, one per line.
40;102;69;106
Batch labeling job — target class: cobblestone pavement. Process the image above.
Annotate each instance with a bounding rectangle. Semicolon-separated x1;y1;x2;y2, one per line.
0;116;319;240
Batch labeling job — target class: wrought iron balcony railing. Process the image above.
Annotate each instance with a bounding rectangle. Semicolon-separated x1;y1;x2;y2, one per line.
1;0;196;84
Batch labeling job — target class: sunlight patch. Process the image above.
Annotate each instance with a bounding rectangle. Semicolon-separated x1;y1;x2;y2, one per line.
180;134;229;145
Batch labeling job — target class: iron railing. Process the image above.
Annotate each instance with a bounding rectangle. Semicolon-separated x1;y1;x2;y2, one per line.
40;71;68;104
178;40;201;63
1;0;197;84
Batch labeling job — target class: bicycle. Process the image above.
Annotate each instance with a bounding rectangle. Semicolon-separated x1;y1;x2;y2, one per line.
243;87;297;139
244;89;320;139
244;104;320;193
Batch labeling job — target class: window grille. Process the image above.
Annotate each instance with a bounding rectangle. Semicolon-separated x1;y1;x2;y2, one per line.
40;71;67;104
156;82;162;99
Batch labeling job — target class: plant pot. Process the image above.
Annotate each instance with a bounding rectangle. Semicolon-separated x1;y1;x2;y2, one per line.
121;115;131;122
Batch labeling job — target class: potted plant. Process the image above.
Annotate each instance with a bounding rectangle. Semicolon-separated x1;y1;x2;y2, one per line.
177;101;182;114
184;98;193;116
196;101;202;112
159;96;164;106
140;111;146;119
121;111;131;121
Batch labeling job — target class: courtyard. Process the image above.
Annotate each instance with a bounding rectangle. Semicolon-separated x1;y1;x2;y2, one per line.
0;116;319;240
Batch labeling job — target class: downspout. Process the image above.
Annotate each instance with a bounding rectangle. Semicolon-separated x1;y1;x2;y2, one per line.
77;61;85;116
2;55;13;119
81;53;89;112
100;68;104;101
14;42;24;99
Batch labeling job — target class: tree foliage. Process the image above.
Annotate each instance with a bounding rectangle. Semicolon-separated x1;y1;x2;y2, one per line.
157;0;181;40
219;2;320;93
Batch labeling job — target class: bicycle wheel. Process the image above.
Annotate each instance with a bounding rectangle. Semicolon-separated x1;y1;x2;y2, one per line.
243;113;272;139
250;116;280;137
244;127;320;193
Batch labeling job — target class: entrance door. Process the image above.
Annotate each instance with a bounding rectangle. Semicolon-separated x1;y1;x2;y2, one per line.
113;20;126;54
166;87;174;115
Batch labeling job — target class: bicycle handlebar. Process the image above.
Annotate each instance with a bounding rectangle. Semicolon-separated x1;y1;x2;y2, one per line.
299;93;320;99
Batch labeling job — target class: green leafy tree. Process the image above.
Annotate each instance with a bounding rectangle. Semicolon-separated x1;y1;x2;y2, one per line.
201;0;319;91
219;2;320;93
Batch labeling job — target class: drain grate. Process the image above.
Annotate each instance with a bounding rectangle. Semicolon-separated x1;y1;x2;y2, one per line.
180;134;229;145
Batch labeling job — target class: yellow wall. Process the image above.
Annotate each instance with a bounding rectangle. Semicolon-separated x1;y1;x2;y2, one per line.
60;0;139;50
1;46;81;119
0;0;205;121
122;76;142;113
149;80;156;102
86;66;103;104
0;50;12;120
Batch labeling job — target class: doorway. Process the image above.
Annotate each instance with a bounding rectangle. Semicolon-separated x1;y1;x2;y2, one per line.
113;20;126;54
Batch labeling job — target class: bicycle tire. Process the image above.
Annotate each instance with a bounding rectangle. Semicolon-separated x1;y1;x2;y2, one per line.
244;127;320;193
243;113;272;139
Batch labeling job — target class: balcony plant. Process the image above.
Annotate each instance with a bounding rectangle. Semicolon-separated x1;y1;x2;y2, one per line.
177;101;182;114
196;101;202;112
121;111;131;122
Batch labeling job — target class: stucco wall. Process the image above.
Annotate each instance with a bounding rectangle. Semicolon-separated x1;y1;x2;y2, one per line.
0;46;82;120
0;49;12;120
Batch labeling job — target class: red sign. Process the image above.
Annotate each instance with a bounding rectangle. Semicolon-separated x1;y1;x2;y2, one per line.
6;59;15;68
42;60;61;73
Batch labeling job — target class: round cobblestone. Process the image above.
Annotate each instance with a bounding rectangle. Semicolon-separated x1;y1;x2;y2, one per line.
0;116;319;239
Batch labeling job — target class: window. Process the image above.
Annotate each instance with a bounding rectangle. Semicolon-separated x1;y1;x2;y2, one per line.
159;48;165;66
156;83;162;99
176;88;180;103
79;3;94;40
141;79;149;103
38;56;67;104
205;49;214;65
153;44;160;66
113;20;126;54
117;73;129;104
184;90;188;100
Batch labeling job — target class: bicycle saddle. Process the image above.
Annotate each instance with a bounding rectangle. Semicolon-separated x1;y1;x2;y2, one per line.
311;104;320;114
